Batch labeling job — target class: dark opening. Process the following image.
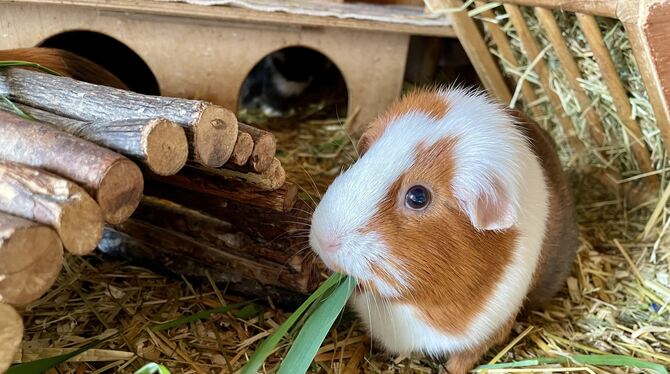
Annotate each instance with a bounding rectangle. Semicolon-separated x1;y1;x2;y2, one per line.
40;31;160;95
404;36;481;89
238;46;348;126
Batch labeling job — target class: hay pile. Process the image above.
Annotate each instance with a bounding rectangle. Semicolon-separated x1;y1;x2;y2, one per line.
10;6;670;374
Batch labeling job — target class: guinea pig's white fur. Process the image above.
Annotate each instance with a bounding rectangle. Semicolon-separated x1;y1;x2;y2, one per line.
310;87;550;358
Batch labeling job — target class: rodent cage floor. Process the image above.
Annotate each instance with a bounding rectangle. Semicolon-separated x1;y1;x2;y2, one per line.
13;105;670;373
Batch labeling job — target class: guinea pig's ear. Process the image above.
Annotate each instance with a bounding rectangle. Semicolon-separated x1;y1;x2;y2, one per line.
461;177;518;231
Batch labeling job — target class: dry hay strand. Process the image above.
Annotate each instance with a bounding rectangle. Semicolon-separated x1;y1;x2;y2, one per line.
12;7;670;371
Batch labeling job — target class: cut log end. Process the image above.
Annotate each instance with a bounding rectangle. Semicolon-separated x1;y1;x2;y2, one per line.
248;131;276;173
0;304;23;373
193;106;238;168
59;198;104;255
0;214;63;274
144;119;189;176
97;159;144;224
0;237;63;306
228;132;254;166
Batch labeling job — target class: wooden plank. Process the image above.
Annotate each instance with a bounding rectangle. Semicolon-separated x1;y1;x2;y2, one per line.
474;0;618;18
621;0;670;154
0;0;456;37
504;4;585;155
577;13;657;182
476;4;543;118
442;0;512;103
534;7;607;145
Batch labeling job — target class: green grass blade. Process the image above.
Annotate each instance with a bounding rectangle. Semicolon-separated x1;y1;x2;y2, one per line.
152;300;257;332
6;339;105;374
135;363;171;374
475;354;668;374
0;61;62;76
240;273;346;374
1;96;33;120
277;276;355;374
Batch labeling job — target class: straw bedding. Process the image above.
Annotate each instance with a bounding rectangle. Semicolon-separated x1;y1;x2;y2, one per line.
11;5;670;374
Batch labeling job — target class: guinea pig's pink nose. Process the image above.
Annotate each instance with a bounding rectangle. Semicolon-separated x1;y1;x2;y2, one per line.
315;234;340;253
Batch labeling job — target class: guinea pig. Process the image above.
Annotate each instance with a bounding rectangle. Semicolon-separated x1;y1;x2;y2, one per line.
309;87;579;373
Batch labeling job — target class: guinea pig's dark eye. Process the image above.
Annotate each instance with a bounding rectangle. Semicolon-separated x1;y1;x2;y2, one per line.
405;185;431;210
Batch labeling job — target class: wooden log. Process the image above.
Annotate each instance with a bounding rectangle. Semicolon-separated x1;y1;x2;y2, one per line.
205;158;286;191
147;167;298;212
0;47;128;90
0;102;188;176
239;123;277;173
0;111;143;224
0;161;103;255
98;229;314;306
0;234;63;306
227;131;254;166
132;196;306;269
0;213;64;275
0;67;238;167
0;304;23;373
103;220;315;294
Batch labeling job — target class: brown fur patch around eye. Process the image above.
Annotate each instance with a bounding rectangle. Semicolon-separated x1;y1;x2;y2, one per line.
357;89;449;154
364;137;518;336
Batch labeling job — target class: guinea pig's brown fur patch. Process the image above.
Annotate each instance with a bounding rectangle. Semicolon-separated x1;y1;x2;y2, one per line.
358;89;449;155
510;110;579;308
363;137;518;335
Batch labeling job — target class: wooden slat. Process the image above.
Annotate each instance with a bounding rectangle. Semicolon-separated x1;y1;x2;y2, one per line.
534;7;607;145
576;13;657;181
477;4;542;118
441;0;512;103
504;4;585;154
0;0;457;37
477;0;618;18
621;1;670;154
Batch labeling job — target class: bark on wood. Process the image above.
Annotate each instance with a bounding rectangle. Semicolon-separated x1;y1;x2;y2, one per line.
239;123;277;173
0;102;188;176
0;304;23;374
99;229;312;306
0;235;63;306
103;220;316;294
0;111;143;224
227;131;254;166
0;161;103;255
147;167;297;212
0;212;64;274
132;196;307;270
195;158;285;191
0;67;238;167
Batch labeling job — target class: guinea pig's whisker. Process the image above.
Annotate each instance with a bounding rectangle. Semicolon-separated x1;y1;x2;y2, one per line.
301;166;323;200
288;207;315;217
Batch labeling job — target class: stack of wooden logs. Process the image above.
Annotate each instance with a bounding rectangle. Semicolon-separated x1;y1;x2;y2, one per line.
0;57;319;317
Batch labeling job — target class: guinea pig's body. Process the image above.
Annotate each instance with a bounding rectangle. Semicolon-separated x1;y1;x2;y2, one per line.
309;87;578;373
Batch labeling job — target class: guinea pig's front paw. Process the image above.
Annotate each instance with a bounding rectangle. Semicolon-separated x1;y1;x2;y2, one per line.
437;350;480;374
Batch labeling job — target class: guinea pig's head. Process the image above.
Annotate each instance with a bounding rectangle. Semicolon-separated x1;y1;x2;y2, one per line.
309;87;528;300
